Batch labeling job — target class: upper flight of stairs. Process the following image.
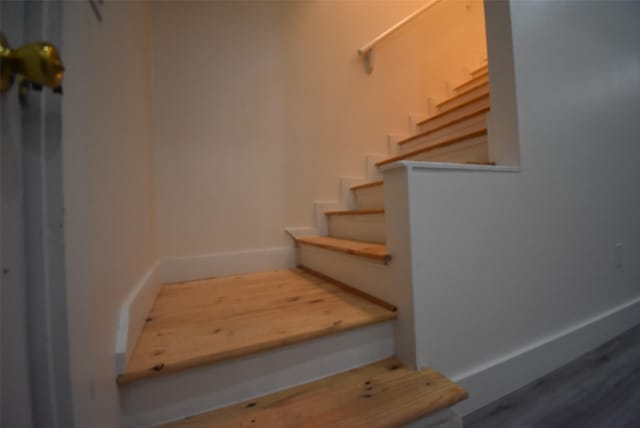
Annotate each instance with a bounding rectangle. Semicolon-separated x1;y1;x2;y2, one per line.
118;64;487;428
294;63;491;288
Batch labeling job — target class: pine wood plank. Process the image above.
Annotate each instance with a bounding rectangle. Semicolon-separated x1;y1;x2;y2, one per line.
325;209;385;216
416;93;489;127
398;107;489;146
158;358;468;428
437;81;490;109
376;128;488;167
118;269;396;385
296;236;390;263
350;181;383;191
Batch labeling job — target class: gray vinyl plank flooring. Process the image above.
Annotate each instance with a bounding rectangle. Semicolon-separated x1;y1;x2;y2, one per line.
464;323;640;428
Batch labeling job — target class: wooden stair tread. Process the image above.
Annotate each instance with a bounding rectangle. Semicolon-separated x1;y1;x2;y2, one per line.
118;269;396;385
157;358;468;428
437;81;490;108
398;106;489;146
470;63;488;77
350;180;383;191
325;208;384;216
454;70;488;91
296;236;390;263
377;128;488;167
416;92;489;127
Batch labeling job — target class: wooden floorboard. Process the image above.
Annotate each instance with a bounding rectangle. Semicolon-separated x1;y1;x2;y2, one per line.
118;269;396;385
158;358;468;428
464;323;640;428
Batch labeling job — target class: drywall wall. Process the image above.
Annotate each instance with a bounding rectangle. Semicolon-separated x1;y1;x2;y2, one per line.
151;1;487;266
389;0;640;415
63;2;157;427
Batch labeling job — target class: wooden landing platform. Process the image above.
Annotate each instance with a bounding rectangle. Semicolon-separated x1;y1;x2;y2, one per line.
118;269;396;385
158;358;468;428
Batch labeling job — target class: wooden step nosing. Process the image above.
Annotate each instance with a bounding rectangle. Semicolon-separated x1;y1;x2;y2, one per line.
351;180;383;191
296;237;391;263
437;81;490;108
324;209;385;216
153;358;469;428
377;128;488;167
398;107;489;146
416;92;489;127
117;309;396;385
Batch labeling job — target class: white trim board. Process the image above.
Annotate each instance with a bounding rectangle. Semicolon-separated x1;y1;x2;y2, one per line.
378;160;521;173
160;246;296;284
452;295;640;416
116;262;162;374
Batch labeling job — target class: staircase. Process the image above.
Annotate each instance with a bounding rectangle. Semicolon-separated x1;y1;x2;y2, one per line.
118;64;489;428
294;62;491;306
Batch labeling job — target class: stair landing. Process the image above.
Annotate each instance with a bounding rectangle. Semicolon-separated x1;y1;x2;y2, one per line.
158;358;468;428
118;269;396;385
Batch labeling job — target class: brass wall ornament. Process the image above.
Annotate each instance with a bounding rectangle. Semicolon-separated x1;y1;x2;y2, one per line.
0;32;65;100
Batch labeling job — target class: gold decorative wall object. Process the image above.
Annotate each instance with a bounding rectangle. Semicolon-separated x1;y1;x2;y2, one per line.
0;32;65;97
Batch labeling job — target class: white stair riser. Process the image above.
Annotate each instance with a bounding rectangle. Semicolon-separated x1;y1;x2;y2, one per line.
418;97;490;134
455;72;489;94
409;137;490;164
438;83;489;113
327;213;386;244
121;321;395;428
297;244;394;305
353;185;385;211
398;114;487;155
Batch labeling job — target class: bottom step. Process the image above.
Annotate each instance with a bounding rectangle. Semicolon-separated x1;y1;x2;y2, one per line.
158;358;468;428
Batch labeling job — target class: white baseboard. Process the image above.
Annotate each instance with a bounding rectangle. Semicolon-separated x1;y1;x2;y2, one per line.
313;201;340;236
116;262;162;373
365;154;386;181
452;295;640;416
339;176;366;209
284;226;317;240
160;246;296;284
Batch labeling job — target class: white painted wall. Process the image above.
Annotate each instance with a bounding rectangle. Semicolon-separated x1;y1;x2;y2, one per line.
151;1;487;264
62;2;157;427
385;0;640;415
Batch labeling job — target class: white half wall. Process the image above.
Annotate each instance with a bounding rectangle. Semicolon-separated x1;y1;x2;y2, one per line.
63;2;158;427
116;263;162;374
161;247;295;284
381;0;640;413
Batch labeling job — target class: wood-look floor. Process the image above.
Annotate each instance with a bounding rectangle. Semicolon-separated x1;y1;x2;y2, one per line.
158;358;468;428
464;323;640;428
118;269;396;385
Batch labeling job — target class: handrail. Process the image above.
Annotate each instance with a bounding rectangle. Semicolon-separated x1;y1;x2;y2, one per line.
358;0;442;74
